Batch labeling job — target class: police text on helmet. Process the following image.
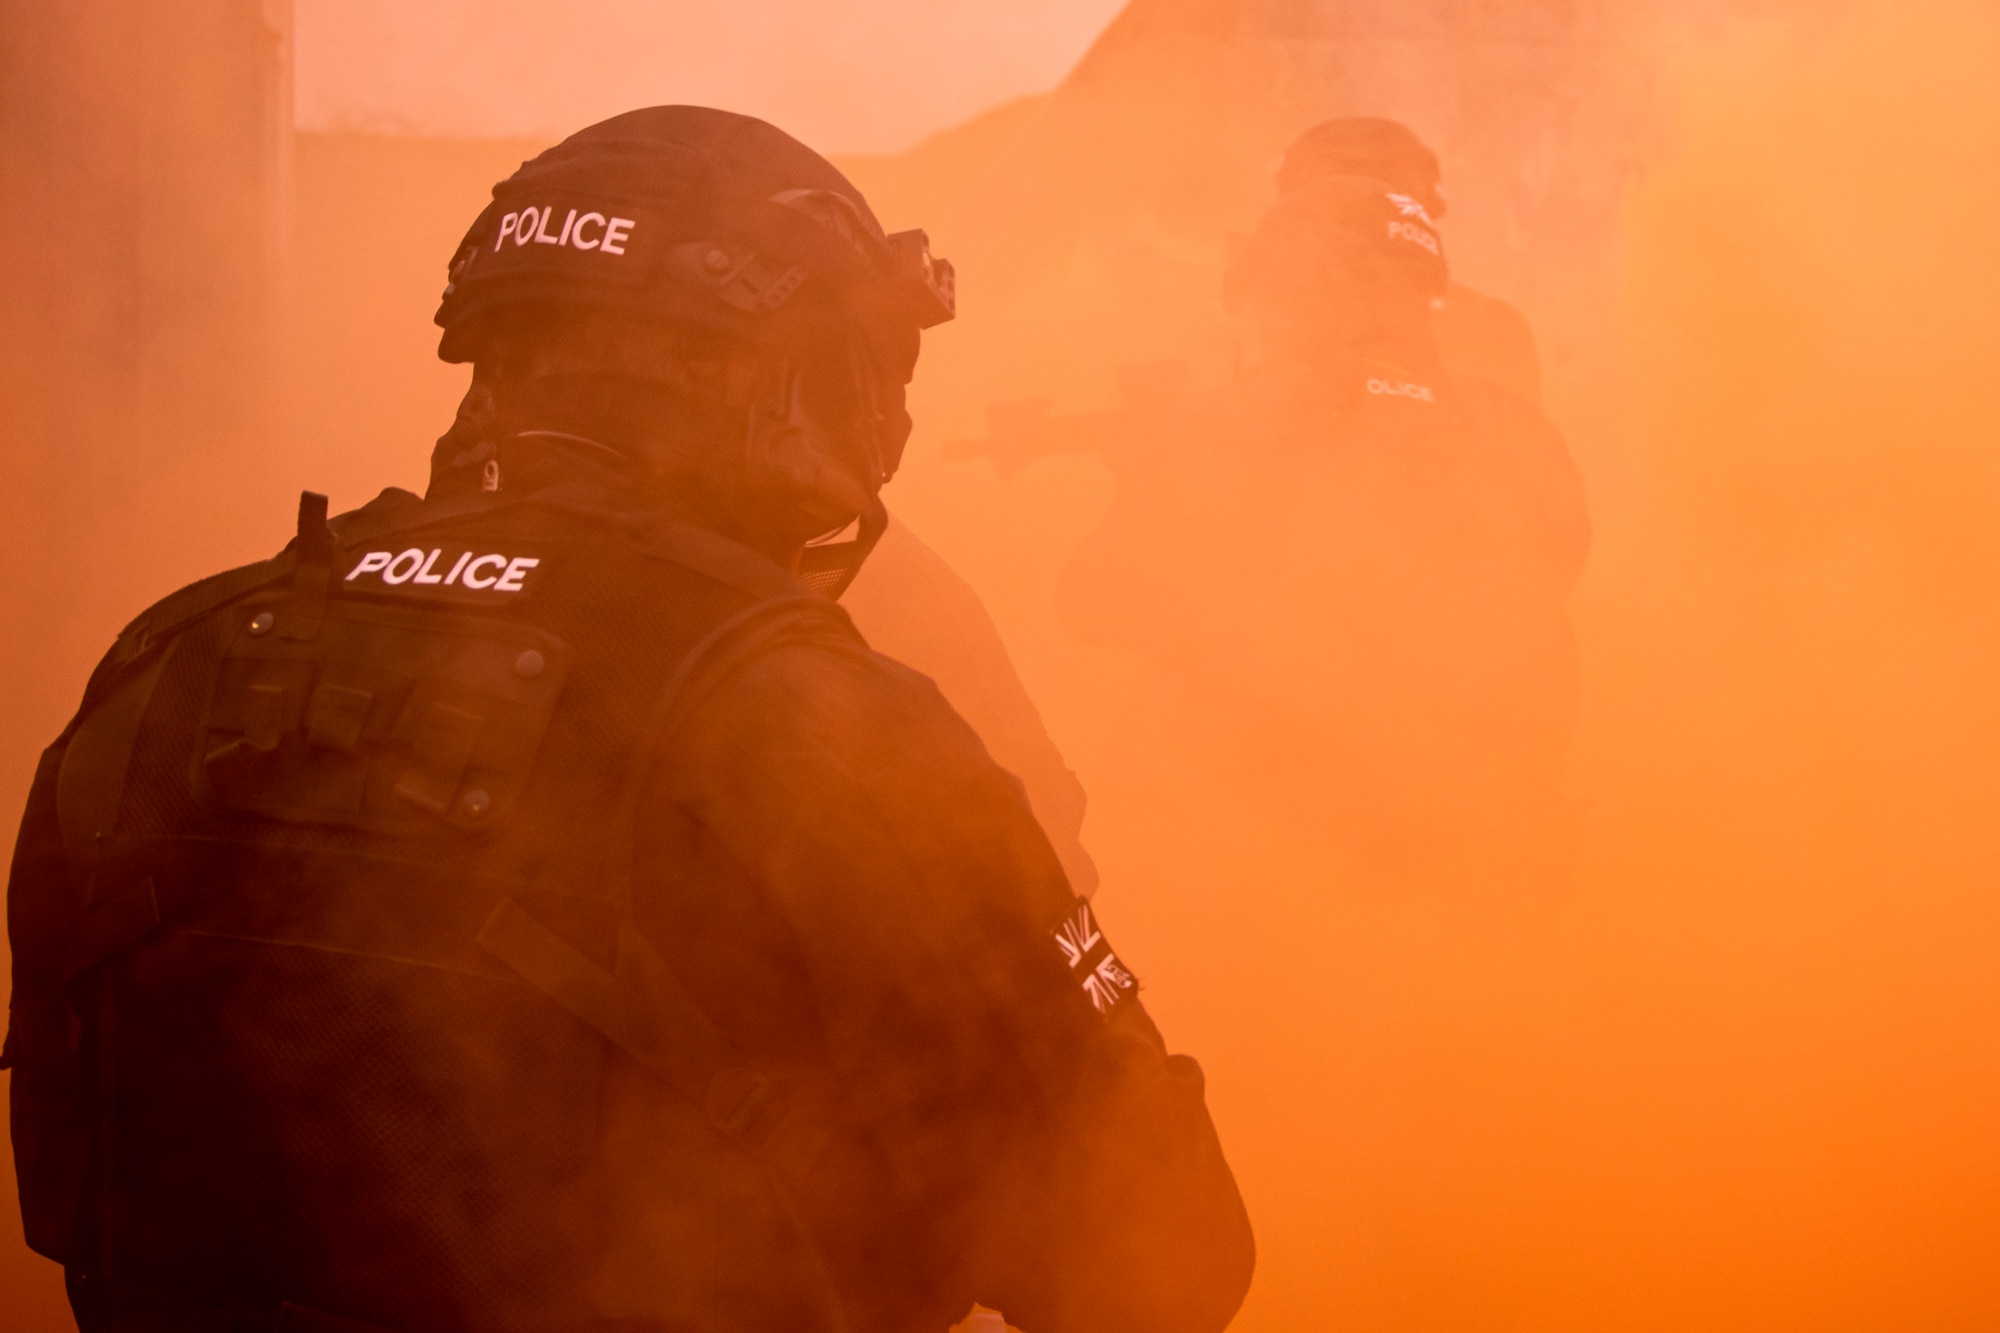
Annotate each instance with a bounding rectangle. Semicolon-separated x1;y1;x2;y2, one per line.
493;207;636;255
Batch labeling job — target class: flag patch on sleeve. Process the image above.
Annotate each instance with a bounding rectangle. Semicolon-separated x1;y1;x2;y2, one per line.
1052;901;1136;1016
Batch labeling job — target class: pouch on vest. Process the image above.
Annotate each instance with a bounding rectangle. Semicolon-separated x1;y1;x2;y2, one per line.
194;596;569;834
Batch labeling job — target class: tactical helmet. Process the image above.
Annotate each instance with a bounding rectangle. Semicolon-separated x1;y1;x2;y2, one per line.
1276;117;1447;219
433;106;954;492
1224;172;1449;321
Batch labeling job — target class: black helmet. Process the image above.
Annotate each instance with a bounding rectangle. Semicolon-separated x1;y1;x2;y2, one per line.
437;107;952;354
1225;173;1449;320
1276;117;1447;219
433;106;954;489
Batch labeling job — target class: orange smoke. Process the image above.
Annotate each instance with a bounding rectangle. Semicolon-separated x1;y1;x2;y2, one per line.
12;2;2000;1331
879;3;2000;1329
1561;2;2000;1324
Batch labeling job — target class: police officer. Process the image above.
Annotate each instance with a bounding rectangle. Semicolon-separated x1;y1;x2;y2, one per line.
1062;146;1590;878
5;107;1253;1333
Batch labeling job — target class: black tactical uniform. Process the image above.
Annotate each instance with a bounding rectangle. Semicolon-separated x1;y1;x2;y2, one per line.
6;108;1252;1333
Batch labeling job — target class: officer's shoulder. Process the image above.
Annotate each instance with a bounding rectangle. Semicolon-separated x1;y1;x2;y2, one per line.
736;626;963;717
112;553;286;660
705;623;991;765
115;487;424;651
53;549;292;742
88;488;428;699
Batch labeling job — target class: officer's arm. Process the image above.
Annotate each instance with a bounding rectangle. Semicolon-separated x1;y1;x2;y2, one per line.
647;638;1253;1333
5;737;95;1262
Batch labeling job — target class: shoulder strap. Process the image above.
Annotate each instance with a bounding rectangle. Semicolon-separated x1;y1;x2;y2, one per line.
472;904;821;1177
473;590;858;1177
89;488;337;693
633;592;865;773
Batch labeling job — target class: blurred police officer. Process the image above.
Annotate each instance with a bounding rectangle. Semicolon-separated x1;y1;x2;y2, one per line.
5;107;1252;1333
1063;133;1590;878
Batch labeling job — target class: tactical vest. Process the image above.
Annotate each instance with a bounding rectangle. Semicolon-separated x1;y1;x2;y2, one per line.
21;484;856;1332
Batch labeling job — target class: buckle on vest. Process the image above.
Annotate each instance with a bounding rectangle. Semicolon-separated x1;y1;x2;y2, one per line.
704;1066;782;1143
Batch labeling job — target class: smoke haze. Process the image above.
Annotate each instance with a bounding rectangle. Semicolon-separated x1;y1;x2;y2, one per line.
295;0;1125;151
11;1;2000;1330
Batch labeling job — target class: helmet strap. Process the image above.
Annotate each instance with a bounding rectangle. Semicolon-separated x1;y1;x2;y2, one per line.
796;496;889;599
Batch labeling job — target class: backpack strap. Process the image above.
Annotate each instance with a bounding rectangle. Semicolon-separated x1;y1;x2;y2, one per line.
474;591;861;1178
473;903;821;1177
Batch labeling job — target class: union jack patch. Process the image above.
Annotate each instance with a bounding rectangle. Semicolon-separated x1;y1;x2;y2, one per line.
1051;901;1136;1016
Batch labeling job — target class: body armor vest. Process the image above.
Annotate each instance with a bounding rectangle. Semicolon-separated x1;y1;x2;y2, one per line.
22;483;855;1332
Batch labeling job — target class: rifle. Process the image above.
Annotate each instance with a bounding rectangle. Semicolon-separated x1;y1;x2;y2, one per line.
940;360;1195;477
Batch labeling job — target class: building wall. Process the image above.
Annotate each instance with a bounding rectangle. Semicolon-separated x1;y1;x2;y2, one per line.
0;5;293;1322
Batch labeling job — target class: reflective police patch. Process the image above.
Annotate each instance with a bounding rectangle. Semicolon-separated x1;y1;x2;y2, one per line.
341;546;547;602
1360;357;1441;406
1052;901;1136;1016
463;195;657;292
494;204;638;256
1365;375;1437;404
1386;191;1439;229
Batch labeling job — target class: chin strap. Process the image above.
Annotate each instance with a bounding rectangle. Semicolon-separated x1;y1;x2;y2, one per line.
796;495;888;599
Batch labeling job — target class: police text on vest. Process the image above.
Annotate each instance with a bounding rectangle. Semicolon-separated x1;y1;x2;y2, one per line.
345;549;541;594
